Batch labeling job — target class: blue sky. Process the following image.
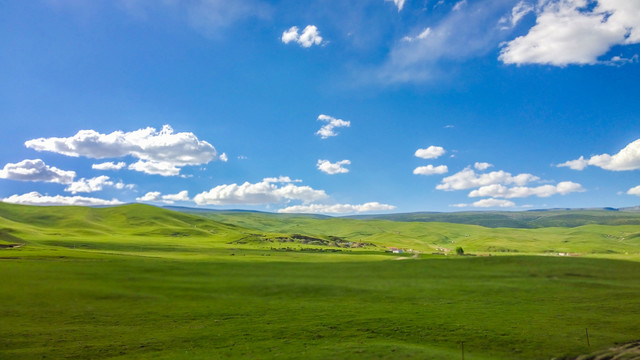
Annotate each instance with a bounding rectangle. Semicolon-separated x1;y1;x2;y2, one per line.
1;0;640;214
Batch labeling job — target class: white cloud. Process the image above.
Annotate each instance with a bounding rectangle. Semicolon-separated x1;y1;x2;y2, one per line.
402;27;431;42
315;114;350;139
263;176;301;183
277;202;396;214
128;160;180;176
628;185;640;196
194;177;328;205
162;190;190;204
317;159;351;175
453;0;467;11
92;161;127;171
25;125;216;176
500;0;640;66
2;192;122;206
415;146;445;159
377;0;518;82
219;153;228;162
281;25;324;47
387;0;406;11
474;162;493;171
137;191;162;202
282;26;300;44
468;181;584;198
499;1;535;29
471;198;516;208
64;176;129;194
0;159;75;184
557;156;590;170
437;167;539;191
558;139;640;171
413;165;448;175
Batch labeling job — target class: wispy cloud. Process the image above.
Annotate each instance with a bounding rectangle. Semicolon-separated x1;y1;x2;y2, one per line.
65;176;133;194
452;198;516;208
2;192;122;206
278;202;395;214
376;0;517;83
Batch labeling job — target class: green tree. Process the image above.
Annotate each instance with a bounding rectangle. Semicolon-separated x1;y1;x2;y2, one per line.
456;247;464;256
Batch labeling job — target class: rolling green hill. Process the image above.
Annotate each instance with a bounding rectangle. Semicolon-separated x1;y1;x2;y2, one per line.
169;206;640;228
347;208;640;228
2;203;640;359
172;208;640;257
2;203;640;258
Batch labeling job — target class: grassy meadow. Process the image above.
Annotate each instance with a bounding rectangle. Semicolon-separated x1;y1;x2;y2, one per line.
1;203;640;359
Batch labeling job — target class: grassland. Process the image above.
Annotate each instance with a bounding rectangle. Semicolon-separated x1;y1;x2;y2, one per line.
1;203;640;359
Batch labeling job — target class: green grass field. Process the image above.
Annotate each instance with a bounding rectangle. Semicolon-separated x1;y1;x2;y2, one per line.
1;203;640;359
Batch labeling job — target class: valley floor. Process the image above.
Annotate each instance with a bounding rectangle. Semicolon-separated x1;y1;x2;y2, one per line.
1;247;640;359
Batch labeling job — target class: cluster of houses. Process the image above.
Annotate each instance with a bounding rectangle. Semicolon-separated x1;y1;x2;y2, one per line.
387;247;415;254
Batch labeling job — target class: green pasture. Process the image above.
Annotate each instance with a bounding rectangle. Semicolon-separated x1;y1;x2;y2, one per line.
1;203;640;359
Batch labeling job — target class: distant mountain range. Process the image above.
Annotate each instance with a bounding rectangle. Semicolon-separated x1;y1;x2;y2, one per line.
167;205;640;229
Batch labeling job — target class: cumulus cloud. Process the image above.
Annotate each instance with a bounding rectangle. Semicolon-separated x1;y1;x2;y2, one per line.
194;177;327;205
413;165;448;175
557;156;590;170
277;202;396;214
317;159;351;175
136;190;190;204
281;25;324;47
25;125;217;176
468;181;584;198
475;198;516;208
219;153;228;162
92;161;127;171
558;139;640;171
500;0;640;66
64;176;131;194
437;167;539;191
0;159;75;184
2;192;122;206
474;162;493;171
161;190;190;204
315;114;350;139
128;160;180;177
415;146;445;159
628;185;640;196
137;191;162;202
